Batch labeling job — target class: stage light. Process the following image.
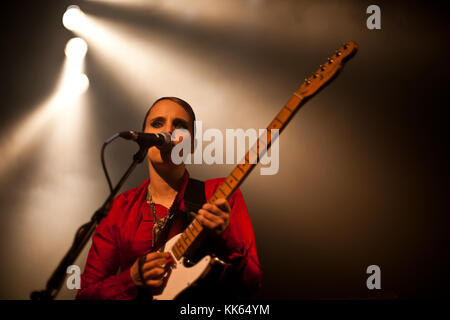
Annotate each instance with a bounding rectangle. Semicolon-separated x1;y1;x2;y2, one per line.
61;37;89;97
64;37;88;60
64;73;90;95
62;5;86;31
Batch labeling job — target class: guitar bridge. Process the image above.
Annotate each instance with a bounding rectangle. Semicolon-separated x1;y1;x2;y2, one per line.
199;255;227;281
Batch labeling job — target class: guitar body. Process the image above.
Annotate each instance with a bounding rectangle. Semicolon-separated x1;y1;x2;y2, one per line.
153;233;212;300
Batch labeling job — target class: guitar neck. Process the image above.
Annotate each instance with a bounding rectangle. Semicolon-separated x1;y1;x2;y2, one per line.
169;41;358;261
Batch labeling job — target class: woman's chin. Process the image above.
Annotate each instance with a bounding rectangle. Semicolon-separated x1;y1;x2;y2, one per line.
150;156;183;169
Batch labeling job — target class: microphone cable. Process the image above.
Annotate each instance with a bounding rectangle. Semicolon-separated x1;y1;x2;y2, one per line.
101;133;120;193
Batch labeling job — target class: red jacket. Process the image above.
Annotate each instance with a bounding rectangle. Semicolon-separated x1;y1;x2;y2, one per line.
76;172;262;299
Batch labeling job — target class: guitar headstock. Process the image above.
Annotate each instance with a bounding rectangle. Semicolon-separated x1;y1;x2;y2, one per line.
297;41;358;99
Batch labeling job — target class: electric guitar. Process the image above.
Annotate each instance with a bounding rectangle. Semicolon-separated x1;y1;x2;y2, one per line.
153;41;358;300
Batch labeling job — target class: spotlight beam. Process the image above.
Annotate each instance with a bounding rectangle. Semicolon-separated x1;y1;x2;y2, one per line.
0;38;89;177
82;0;342;73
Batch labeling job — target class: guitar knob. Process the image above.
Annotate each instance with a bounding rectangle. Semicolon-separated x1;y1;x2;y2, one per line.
328;58;334;64
320;65;325;71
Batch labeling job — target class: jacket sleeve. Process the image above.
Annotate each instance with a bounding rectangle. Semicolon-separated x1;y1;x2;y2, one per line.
213;188;263;296
76;197;138;300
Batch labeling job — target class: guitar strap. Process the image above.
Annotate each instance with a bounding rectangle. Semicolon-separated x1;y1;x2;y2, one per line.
183;178;206;223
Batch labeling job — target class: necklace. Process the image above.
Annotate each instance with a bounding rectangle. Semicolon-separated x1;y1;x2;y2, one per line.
146;184;175;248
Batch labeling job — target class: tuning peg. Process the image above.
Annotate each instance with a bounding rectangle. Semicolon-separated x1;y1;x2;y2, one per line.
343;43;349;49
313;73;318;78
304;78;311;85
319;64;325;71
327;58;334;64
335;50;342;57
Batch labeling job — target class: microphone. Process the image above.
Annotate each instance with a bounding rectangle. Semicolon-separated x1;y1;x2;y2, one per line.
119;131;172;149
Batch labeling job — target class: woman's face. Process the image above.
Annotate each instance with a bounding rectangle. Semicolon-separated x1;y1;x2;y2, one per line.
143;99;193;166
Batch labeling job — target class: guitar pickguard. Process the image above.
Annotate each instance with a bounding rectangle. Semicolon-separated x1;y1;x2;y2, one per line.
153;233;212;300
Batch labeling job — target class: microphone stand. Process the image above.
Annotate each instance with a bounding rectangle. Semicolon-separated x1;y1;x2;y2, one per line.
30;146;148;300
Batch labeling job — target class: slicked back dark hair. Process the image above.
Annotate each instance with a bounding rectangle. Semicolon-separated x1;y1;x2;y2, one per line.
142;97;196;132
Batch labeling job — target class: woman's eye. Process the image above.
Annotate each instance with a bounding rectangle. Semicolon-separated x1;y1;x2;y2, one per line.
151;121;163;128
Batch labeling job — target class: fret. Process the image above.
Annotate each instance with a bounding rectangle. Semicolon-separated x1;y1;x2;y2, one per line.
179;234;189;248
239;162;253;172
192;219;203;233
268;119;282;130
274;117;284;126
187;224;197;237
289;94;303;109
175;241;185;254
183;233;192;245
226;176;238;189
209;194;217;203
230;171;239;182
186;227;195;240
210;173;245;208
173;220;204;258
277;107;292;124
183;232;191;245
283;104;294;113
221;180;233;194
232;167;244;180
190;221;199;233
171;246;181;260
217;187;227;197
213;191;225;200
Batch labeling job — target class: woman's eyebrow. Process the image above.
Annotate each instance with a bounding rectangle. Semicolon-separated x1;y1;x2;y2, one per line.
149;116;165;122
173;118;189;125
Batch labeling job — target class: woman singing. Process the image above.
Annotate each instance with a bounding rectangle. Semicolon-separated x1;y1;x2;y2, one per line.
77;97;262;300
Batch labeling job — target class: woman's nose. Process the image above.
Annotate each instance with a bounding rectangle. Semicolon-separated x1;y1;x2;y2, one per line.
160;124;173;135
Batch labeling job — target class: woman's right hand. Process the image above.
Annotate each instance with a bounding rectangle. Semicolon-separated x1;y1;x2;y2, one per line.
130;252;172;289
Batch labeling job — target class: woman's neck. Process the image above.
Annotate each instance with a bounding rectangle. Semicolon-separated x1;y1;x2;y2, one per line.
148;162;185;207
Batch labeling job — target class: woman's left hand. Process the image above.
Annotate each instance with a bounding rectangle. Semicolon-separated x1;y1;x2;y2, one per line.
197;198;231;235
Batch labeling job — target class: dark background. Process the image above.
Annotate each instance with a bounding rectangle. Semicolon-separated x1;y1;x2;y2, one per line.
1;0;449;299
